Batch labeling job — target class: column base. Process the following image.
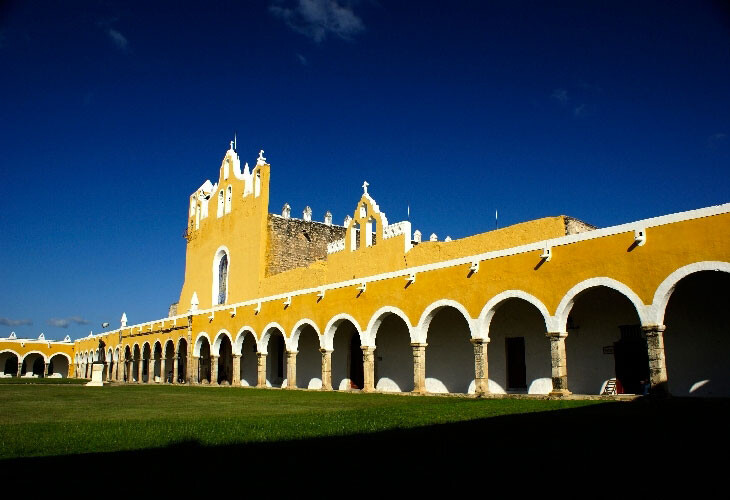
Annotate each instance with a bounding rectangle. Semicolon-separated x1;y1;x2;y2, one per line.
548;389;572;397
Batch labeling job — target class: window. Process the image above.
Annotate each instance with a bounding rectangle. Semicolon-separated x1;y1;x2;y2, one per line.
217;253;228;305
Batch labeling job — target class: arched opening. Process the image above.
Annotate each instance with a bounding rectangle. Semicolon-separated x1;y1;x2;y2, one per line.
566;287;646;395
264;329;287;387
106;348;113;381
663;271;730;397
486;298;551;394
225;185;232;214
331;319;363;390
21;353;45;378
124;346;132;382
142;344;152;383
293;324;321;389
1;352;19;377
425;306;474;394
237;331;257;386
216;334;233;385
48;353;69;378
197;337;211;384
153;342;163;383
164;341;175;383
212;248;229;306
177;338;188;383
373;313;413;393
133;345;141;382
217;189;224;217
351;222;361;250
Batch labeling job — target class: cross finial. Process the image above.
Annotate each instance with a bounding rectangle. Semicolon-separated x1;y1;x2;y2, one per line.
229;140;234;150
362;181;369;194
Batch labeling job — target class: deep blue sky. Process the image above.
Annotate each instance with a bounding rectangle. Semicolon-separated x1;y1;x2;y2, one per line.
1;1;728;340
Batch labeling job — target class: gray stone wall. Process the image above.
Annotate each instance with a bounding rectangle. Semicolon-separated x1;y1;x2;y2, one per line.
265;214;347;276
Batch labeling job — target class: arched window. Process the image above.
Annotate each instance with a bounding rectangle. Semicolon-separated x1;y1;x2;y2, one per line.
217;190;224;218
218;253;228;305
225;185;232;214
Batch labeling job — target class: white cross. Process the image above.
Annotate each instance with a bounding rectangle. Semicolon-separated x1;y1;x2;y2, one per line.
362;181;369;194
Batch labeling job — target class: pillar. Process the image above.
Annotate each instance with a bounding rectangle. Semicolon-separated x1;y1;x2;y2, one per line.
411;343;427;394
173;351;179;384
362;346;376;392
257;353;267;387
643;325;669;396
471;338;490;395
210;355;218;385
146;358;153;384
45;362;50;378
320;349;333;391
547;331;570;396
161;358;167;384
285;351;298;389
232;354;241;386
191;356;199;384
136;358;142;383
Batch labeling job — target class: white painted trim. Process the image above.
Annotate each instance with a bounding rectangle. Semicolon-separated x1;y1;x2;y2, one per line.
322;313;363;351
20;350;49;363
0;349;20;358
234;326;257;356
364;306;413;346
193;332;211;357
477;290;556;338
49;352;72;364
554;277;650;329
258;322;286;354
289;318;321;351
88;202;730;340
212;329;233;356
415;299;475;344
649;261;730;325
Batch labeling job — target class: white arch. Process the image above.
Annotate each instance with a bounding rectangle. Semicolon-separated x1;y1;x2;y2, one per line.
289;318;321;351
415;299;475;344
20;350;48;364
649;261;730;325
477;290;556;339
49;352;72;364
365;306;414;345
163;339;175;355
211;245;231;306
0;349;21;358
258;322;286;354
176;337;188;353
555;277;650;329
234;326;257;356
193;332;211;357
107;348;113;361
322;313;363;351
212;329;233;356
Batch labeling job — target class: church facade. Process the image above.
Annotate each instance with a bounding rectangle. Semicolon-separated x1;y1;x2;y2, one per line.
4;143;729;397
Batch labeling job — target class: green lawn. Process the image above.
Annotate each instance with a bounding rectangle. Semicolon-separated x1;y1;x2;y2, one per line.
1;384;727;489
0;384;597;459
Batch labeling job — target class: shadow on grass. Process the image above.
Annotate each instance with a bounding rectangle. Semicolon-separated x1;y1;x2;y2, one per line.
4;397;728;490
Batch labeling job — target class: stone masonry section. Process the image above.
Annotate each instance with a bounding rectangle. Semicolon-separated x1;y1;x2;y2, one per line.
265;214;347;277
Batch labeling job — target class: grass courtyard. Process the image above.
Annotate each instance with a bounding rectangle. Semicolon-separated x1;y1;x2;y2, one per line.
1;384;727;488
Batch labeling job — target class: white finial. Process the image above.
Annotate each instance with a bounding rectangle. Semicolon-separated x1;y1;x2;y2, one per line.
63;335;71;342
344;215;352;226
324;211;332;226
445;236;452;242
430;233;438;242
303;206;312;221
362;181;369;194
121;312;127;327
282;203;291;218
234;133;237;151
257;150;266;166
38;333;45;340
9;331;16;339
190;292;199;312
229;140;234;150
413;230;422;243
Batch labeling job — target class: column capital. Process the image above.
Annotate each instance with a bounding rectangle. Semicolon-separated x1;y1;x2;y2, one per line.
319;348;334;354
641;324;666;335
410;342;428;348
470;337;490;345
546;331;568;339
232;353;241;359
286;350;298;356
256;352;267;358
361;345;376;353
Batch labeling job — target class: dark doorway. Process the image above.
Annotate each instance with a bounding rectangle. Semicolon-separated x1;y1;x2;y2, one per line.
276;334;285;380
506;337;527;390
349;332;364;389
4;356;18;375
614;325;649;394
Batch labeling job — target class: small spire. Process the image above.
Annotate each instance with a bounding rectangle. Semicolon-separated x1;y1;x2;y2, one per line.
121;312;127;327
234;132;237;151
190;292;199;312
362;181;369;194
257;150;267;166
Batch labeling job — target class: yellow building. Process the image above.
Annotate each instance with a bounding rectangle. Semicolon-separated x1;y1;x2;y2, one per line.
14;142;730;397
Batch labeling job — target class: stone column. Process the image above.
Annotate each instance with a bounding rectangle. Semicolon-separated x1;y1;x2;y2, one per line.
547;332;570;396
147;358;154;384
471;338;490;395
173;351;179;384
44;362;50;378
232;354;241;386
643;325;669;396
320;349;333;391
286;351;298;389
361;346;376;392
191;356;199;384
257;353;267;387
210;355;218;385
411;343;427;394
137;359;142;383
